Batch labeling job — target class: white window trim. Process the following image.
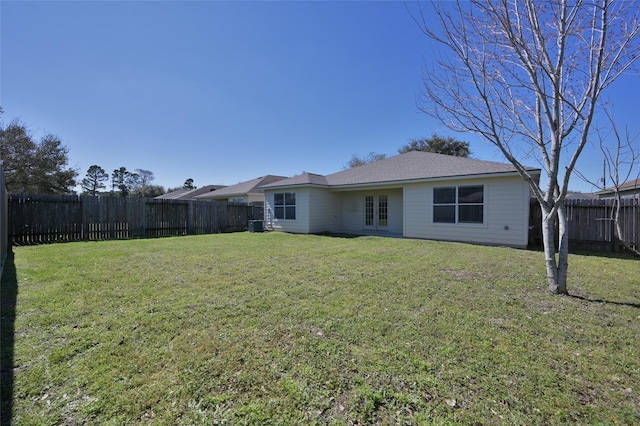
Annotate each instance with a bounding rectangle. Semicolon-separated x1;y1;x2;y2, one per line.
432;184;486;227
273;192;296;221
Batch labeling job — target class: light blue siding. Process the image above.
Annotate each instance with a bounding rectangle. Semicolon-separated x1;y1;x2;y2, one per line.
265;176;530;248
404;176;530;248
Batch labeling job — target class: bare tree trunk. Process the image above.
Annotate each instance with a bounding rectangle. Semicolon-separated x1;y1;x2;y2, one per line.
613;192;640;256
541;205;559;293
540;203;569;294
417;0;640;294
556;204;569;294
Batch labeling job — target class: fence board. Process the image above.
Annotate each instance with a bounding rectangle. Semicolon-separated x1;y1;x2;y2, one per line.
7;195;263;245
529;198;640;252
0;165;7;274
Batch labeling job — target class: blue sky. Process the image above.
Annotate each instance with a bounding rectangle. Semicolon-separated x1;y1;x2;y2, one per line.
1;1;638;193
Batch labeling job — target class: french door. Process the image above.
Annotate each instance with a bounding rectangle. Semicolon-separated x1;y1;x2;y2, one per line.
364;194;389;230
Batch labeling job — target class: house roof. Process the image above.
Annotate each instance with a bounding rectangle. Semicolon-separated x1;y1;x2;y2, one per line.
271;172;329;187
155;185;226;200
261;151;540;190
595;177;640;197
194;175;288;199
156;189;193;200
619;178;640;191
596;177;640;193
565;192;599;200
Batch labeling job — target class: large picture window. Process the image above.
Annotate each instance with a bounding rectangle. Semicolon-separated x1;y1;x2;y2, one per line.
433;185;483;224
274;192;296;220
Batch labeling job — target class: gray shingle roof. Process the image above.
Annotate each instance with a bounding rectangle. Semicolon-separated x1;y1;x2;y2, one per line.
155;189;193;200
261;151;540;189
268;173;329;187
194;175;288;199
595;177;640;196
619;178;640;190
155;185;226;200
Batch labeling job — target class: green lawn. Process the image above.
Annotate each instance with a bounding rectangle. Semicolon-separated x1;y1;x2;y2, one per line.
2;232;639;425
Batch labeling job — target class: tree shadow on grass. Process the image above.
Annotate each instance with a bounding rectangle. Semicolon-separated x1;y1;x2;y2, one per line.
314;231;404;239
314;232;362;239
1;252;16;426
571;249;640;260
568;293;640;309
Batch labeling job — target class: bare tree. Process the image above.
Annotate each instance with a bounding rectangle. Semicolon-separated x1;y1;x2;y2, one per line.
575;111;640;256
417;0;640;294
130;169;156;198
135;169;155;187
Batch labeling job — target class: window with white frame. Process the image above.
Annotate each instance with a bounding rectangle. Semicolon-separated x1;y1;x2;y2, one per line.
274;192;296;220
433;185;484;224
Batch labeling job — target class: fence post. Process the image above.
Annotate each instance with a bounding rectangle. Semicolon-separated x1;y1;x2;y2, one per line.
187;200;194;235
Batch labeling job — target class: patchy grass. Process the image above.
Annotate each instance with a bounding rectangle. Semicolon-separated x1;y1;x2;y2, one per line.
3;232;640;425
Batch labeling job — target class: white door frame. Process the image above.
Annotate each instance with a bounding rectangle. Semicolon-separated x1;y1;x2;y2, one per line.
364;194;389;231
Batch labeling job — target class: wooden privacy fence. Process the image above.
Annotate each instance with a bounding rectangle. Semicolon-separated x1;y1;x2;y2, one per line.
8;195;263;245
0;164;8;274
529;198;640;252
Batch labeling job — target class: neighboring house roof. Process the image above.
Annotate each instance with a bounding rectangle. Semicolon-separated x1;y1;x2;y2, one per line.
596;178;640;197
617;178;640;191
194;175;288;199
155;185;226;200
156;189;193;200
261;151;540;190
565;192;599;200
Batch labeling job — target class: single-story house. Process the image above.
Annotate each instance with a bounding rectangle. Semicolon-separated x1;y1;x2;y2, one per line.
155;185;226;200
260;151;541;248
595;178;640;199
194;175;288;204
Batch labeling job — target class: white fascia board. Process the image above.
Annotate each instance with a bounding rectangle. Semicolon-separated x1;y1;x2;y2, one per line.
328;170;534;191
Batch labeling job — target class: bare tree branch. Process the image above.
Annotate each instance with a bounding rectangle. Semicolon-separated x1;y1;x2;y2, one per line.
577;109;640;256
414;0;640;293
